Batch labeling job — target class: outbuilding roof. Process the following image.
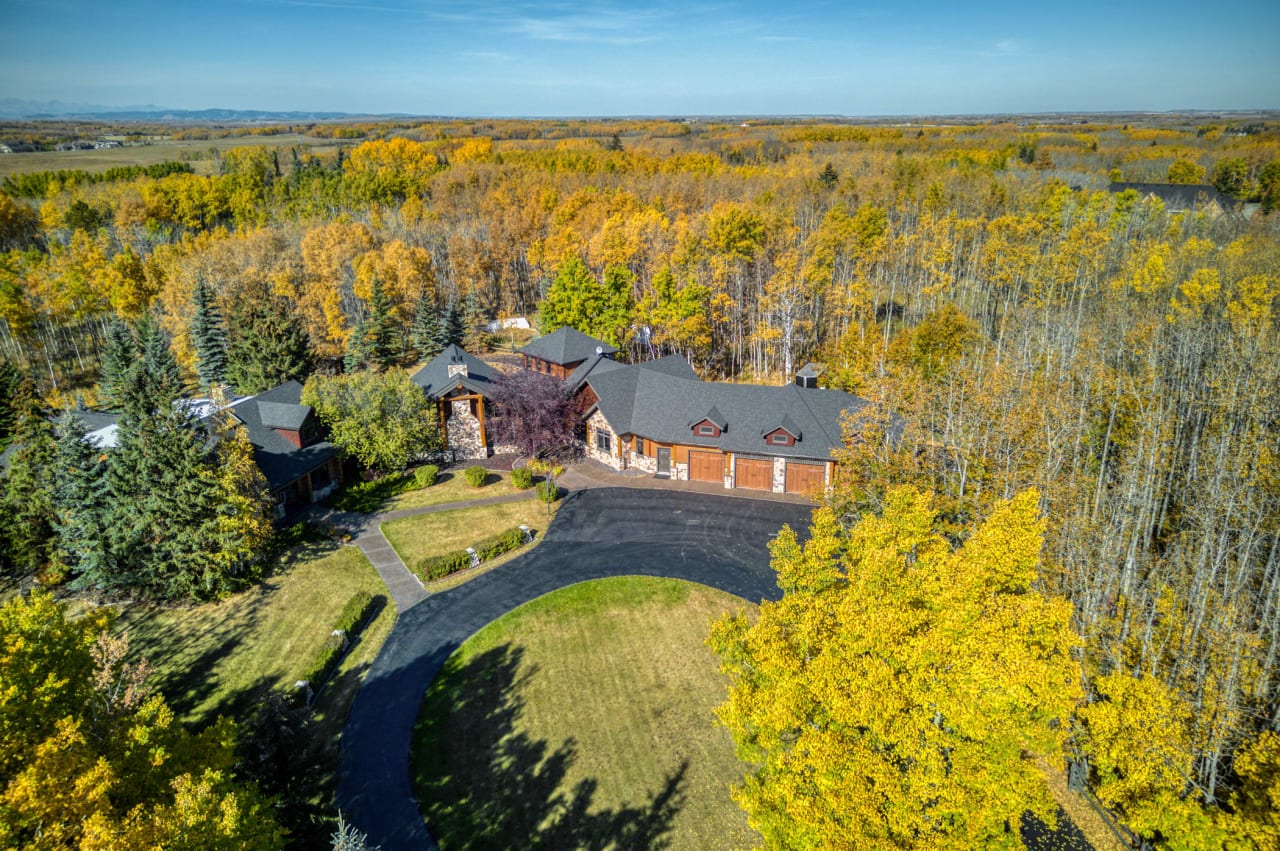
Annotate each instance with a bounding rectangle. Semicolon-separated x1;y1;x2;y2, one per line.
1108;182;1235;211
519;327;617;366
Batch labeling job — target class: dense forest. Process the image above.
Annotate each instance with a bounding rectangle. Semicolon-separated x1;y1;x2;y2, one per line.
1;116;1279;848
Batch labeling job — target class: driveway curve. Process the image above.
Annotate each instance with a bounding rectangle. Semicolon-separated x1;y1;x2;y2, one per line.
337;487;812;850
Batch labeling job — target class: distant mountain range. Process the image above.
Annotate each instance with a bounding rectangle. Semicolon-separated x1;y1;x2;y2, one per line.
0;99;388;122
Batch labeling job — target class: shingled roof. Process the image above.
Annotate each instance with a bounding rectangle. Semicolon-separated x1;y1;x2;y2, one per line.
565;352;697;393
1108;182;1236;211
410;344;500;398
232;381;338;492
585;367;867;462
519;327;617;366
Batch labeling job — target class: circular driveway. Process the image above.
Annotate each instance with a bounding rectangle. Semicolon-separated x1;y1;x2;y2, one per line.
337;487;813;850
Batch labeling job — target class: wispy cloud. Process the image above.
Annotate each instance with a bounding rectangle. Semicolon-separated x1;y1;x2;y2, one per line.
976;37;1027;57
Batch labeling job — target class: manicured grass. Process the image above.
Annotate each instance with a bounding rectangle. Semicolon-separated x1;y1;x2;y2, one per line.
380;499;550;571
383;468;526;512
411;577;759;851
114;540;396;729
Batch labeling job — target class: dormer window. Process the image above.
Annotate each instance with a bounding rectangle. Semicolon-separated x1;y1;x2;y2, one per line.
770;432;790;444
698;424;716;436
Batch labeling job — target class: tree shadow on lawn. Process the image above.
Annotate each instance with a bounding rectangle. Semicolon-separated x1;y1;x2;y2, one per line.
413;643;688;851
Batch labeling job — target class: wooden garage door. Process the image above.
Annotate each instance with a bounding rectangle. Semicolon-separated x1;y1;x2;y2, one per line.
736;458;773;491
688;450;724;483
785;462;826;494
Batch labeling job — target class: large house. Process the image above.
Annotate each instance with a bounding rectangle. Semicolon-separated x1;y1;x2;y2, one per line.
519;327;618;379
16;381;346;519
410;344;500;459
1107;182;1240;217
547;332;865;496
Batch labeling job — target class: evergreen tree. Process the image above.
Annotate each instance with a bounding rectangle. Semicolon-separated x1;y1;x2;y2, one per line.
190;277;229;392
442;300;465;347
51;410;110;588
0;384;56;576
462;290;490;352
409;290;443;361
0;360;21;448
99;316;138;409
343;317;372;373
365;274;398;370
226;295;314;394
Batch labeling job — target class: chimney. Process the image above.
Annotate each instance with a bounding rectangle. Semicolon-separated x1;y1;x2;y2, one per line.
794;363;823;389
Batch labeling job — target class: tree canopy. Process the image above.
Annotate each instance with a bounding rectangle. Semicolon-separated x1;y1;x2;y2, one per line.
709;487;1082;849
0;591;283;849
302;368;440;475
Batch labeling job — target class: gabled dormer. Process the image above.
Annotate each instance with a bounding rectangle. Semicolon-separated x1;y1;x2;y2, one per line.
258;401;318;449
762;415;802;448
691;406;726;438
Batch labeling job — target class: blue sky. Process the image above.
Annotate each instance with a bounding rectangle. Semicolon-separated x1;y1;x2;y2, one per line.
3;0;1278;116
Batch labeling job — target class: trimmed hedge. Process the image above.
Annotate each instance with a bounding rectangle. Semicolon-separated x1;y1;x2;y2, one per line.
511;467;534;489
535;481;560;503
415;526;533;582
464;465;487;487
328;471;415;513
335;590;375;635
418;549;473;581
414;464;439;489
300;632;346;691
298;590;379;696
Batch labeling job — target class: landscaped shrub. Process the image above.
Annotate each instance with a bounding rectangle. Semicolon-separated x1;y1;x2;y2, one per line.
414;464;439;489
510;467;534;489
300;632;347;690
335;590;375;636
474;527;527;561
328;471;414;513
414;526;535;582
535;481;559;503
417;549;473;581
464;465;487;487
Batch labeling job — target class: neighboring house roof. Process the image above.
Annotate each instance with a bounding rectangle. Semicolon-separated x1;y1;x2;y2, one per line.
585;366;868;461
410;344;501;399
1108;182;1235;211
231;380;338;492
519;327;617;366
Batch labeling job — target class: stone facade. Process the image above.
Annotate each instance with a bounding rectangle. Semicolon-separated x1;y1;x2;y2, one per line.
446;399;487;460
772;457;788;493
585;411;622;469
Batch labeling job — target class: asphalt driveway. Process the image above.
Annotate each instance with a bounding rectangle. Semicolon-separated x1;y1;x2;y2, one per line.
337;487;813;850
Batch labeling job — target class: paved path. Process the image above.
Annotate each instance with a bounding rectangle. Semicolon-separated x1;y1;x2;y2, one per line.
347;522;428;612
337;487;812;850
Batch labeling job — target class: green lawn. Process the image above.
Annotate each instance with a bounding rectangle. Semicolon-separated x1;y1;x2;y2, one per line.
383;468;527;512
411;577;760;851
380;499;551;572
115;540;396;730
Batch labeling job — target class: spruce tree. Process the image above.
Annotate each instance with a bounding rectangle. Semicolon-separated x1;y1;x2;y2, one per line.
0;384;56;575
99;316;138;409
191;277;229;392
442;300;465;347
226;296;313;394
0;360;21;448
409;290;443;361
365;274;399;370
462;290;489;352
52;410;110;589
343;317;372;373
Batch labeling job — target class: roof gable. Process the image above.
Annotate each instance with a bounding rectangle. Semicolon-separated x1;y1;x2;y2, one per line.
411;344;500;398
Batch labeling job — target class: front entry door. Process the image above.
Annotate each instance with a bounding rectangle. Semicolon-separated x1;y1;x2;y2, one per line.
656;447;671;477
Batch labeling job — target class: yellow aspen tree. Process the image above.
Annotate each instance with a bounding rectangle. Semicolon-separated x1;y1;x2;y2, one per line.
710;487;1082;850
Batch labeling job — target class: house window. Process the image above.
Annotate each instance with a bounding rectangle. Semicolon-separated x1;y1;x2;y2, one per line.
596;430;612;453
698;424;716;436
771;433;790;444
